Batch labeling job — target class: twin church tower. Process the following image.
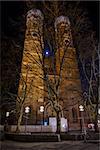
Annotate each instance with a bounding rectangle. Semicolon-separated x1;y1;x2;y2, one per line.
18;9;82;130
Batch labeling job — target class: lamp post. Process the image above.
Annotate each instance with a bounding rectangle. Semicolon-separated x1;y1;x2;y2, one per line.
6;112;10;117
25;106;30;134
6;111;9;124
40;106;44;132
79;105;85;132
79;105;84;131
5;111;10;132
79;105;87;142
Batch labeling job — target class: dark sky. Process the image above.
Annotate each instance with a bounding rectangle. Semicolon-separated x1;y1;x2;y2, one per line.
1;1;99;39
80;1;99;38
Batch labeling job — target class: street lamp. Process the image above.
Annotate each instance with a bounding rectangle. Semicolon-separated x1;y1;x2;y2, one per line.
40;106;44;113
6;111;10;124
79;105;87;142
79;105;83;132
79;105;85;132
4;111;10;132
6;112;10;117
25;106;30;133
79;105;84;112
40;106;44;132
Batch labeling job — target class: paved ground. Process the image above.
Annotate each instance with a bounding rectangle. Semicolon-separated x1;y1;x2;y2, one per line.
0;140;99;150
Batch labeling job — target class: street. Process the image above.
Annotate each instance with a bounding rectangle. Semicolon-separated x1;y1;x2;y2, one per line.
0;140;99;150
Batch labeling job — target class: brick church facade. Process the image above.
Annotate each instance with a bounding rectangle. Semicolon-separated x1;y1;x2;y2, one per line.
18;9;85;130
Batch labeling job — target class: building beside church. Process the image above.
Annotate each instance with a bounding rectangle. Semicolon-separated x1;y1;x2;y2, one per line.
18;9;85;130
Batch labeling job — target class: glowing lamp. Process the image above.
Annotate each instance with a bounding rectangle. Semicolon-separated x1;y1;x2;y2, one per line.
46;51;49;55
6;112;9;117
44;49;50;57
25;106;30;113
40;106;44;112
79;105;84;111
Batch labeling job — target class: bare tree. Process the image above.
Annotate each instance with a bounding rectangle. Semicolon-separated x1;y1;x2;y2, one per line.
2;1;98;133
78;33;99;131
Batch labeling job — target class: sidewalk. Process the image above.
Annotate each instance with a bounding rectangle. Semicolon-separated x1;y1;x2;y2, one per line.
0;140;99;150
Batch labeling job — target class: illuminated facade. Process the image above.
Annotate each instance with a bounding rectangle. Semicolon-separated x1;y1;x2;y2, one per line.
55;16;82;130
17;9;44;124
18;9;83;130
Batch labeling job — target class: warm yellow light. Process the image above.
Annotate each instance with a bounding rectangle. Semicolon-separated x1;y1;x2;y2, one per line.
40;106;44;112
79;105;84;111
25;106;30;113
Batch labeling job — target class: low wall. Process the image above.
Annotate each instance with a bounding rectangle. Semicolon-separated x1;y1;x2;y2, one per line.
5;133;59;142
10;125;53;133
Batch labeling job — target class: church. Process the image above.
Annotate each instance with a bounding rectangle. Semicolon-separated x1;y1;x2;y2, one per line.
17;9;86;131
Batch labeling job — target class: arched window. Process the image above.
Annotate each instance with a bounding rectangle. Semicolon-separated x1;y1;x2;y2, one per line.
72;108;78;123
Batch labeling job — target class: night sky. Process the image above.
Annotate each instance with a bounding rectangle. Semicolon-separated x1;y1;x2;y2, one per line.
1;1;99;39
80;1;99;39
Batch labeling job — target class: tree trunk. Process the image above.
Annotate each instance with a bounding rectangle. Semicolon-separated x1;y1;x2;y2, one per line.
56;111;60;133
16;105;24;133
